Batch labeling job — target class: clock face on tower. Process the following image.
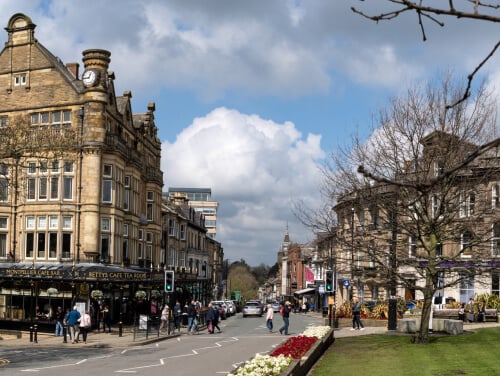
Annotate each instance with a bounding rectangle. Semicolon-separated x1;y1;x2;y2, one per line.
82;69;98;87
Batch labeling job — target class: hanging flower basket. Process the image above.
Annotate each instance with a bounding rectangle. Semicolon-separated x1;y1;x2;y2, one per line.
47;287;58;296
91;290;104;299
151;290;161;298
135;290;147;299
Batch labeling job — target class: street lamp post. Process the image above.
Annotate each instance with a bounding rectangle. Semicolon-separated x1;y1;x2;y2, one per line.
350;207;355;301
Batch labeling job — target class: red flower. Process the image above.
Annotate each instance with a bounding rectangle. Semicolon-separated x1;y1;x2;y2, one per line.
269;335;317;359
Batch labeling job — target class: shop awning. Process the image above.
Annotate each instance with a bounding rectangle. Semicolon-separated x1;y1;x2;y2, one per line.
293;287;316;296
0;262;164;283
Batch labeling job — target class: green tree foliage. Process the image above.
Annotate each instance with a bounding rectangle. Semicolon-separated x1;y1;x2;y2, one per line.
228;263;260;302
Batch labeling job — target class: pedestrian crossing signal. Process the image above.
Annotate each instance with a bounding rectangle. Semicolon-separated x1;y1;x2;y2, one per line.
325;270;334;292
164;270;174;292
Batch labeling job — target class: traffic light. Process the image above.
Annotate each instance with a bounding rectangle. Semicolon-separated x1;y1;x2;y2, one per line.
164;270;174;293
325;270;334;293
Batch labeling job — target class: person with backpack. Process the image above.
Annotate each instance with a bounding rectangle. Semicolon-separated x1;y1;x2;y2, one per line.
279;301;291;335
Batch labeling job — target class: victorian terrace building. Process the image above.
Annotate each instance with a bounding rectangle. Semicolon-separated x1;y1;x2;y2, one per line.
0;14;164;328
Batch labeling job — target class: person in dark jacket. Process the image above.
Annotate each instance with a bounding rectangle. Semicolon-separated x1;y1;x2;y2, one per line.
206;303;215;333
187;300;197;335
351;297;365;330
279;301;292;335
213;304;221;333
173;301;182;332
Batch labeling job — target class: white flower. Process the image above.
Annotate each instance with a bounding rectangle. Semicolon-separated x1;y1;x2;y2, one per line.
302;325;331;339
234;354;292;376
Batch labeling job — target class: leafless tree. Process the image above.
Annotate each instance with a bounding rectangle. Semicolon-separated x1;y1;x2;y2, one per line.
325;75;499;343
351;0;500;108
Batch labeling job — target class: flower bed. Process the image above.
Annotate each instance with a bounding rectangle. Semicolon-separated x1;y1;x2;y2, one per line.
230;326;334;376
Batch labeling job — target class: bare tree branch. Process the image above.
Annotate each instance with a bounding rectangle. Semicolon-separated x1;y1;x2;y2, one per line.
352;1;500;106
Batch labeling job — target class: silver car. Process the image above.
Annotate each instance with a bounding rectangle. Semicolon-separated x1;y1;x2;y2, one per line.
242;301;263;317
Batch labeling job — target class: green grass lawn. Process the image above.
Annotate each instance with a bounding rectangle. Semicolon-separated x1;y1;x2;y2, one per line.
310;327;500;376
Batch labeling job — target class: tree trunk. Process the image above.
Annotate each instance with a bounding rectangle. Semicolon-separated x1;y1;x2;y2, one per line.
416;278;434;344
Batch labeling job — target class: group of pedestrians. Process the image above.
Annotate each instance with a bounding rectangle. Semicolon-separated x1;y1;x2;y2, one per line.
63;305;92;344
262;301;292;335
206;303;221;334
53;304;112;344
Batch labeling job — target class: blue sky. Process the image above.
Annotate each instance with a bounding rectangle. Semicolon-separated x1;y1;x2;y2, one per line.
3;1;498;266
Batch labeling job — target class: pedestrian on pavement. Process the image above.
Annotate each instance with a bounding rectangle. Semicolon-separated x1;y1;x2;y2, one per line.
102;305;112;333
265;304;274;333
160;303;169;330
187;300;197;335
97;305;104;332
213;304;221;333
67;306;81;343
173;301;182;332
77;309;92;343
279;301;291;335
206;303;215;333
351;297;365;330
54;306;64;336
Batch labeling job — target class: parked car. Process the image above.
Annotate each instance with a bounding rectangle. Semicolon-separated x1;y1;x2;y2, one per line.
242;301;263;317
225;300;236;315
232;300;242;313
210;301;228;319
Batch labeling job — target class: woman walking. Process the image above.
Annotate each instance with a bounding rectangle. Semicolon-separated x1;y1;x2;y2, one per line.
160;304;169;331
77;310;92;344
265;304;274;333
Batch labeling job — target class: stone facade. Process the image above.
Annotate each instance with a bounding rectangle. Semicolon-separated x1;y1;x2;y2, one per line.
0;13;166;324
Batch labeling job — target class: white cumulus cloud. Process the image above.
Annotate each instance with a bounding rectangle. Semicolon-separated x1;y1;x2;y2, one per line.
162;107;325;265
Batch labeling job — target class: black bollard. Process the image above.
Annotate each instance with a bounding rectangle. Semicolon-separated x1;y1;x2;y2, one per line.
34;324;38;343
63;325;67;343
388;298;398;331
119;321;123;337
29;325;33;342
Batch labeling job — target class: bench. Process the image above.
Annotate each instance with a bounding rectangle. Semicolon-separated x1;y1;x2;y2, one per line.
433;308;498;322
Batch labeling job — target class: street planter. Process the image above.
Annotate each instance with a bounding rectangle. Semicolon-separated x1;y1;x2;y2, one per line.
230;327;334;376
279;328;334;376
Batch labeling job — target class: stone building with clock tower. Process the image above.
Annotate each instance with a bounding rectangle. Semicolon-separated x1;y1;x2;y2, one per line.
0;13;169;327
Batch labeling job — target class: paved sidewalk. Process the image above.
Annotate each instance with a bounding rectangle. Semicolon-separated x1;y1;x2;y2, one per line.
333;321;500;338
0;327;182;348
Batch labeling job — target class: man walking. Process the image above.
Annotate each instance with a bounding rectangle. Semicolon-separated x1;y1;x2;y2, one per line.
351;297;365;330
54;306;64;336
187;300;197;335
279;301;291;335
67;306;81;343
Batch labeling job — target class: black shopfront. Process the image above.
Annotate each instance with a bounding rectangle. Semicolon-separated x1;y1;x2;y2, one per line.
0;262;167;332
0;262;213;333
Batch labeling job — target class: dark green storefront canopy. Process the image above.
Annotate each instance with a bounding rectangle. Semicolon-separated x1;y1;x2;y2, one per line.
0;262;165;283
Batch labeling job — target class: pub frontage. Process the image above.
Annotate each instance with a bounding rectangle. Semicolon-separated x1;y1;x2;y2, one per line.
0;262;213;332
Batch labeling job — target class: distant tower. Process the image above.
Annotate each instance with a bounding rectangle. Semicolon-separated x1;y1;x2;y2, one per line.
280;223;291;297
